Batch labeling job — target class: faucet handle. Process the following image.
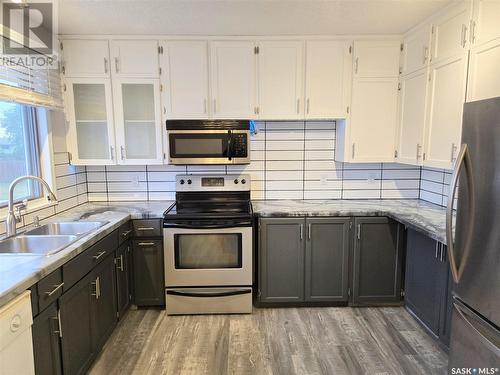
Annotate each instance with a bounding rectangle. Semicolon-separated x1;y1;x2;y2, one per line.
15;201;27;222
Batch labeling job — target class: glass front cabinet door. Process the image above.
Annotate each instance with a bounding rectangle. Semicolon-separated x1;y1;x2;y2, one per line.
65;78;116;165
113;79;163;164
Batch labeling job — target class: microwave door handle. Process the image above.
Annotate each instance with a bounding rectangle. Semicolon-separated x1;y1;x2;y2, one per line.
227;131;232;160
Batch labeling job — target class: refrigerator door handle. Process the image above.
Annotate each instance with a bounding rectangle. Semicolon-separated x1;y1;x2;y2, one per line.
446;143;475;283
453;299;500;356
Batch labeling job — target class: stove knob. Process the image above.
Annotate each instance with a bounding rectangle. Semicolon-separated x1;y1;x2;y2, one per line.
234;179;239;184
180;179;185;185
241;179;246;184
187;179;192;185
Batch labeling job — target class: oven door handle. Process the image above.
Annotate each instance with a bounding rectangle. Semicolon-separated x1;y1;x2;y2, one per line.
167;289;251;298
164;222;252;229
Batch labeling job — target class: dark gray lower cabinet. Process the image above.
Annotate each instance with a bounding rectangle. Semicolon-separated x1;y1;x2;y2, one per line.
352;217;403;305
132;239;165;306
405;229;452;347
259;218;305;303
305;218;350;302
32;302;62;375
91;254;117;352
115;242;131;319
59;273;94;375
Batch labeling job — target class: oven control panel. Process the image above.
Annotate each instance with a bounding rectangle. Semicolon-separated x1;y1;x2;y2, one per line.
176;174;251;192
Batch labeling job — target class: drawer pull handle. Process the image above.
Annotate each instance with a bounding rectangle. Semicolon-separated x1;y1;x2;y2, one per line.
136;227;155;231
138;242;155;246
121;229;132;237
45;282;64;297
93;251;106;260
115;255;124;271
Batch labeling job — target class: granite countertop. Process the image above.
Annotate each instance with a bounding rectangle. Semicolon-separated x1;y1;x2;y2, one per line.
0;201;172;308
252;199;449;245
0;199;449;308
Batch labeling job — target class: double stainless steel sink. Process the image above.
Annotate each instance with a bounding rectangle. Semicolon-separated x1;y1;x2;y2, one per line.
0;221;108;256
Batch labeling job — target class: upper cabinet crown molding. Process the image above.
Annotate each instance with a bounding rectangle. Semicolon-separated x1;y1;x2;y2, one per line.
305;40;352;119
61;39;111;78
110;40;160;78
160;40;210;119
352;40;401;78
209;40;257;119
257;40;305;120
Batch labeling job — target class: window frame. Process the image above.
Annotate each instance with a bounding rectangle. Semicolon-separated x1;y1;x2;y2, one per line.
0;104;56;217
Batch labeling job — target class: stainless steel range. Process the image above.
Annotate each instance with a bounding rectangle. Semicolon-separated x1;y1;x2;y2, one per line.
163;174;253;315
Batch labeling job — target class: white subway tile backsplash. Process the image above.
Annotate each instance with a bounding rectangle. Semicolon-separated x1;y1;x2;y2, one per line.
266;170;303;181
343;190;381;199
304;190;342;199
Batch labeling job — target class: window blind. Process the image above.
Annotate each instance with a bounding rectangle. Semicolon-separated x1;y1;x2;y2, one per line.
0;49;63;109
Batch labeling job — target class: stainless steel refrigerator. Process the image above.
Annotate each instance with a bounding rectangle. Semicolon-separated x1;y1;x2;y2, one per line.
447;97;500;371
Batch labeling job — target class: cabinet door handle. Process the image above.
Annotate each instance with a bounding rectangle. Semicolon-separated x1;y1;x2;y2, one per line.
45;282;64;297
121;229;132;237
422;46;429;64
354;57;359;74
450;143;457;162
435;241;440;259
115;255;124;271
109;145;114;160
115;57;120;73
92;251;106;261
357;224;361;240
352;143;356;159
416;144;422;160
440;244;445;262
53;310;63;338
306;98;310;114
307;223;311;240
138;242;155;246
299;224;303;240
104;58;108;73
120;146;125;160
136;227;155;231
470;20;476;44
91;277;100;299
461;24;468;48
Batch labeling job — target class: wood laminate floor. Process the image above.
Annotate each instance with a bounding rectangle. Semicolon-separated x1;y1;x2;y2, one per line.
89;306;448;375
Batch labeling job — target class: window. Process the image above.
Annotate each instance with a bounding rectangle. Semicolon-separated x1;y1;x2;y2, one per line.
0;101;41;205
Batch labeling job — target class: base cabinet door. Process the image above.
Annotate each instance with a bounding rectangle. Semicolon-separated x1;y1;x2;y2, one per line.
91;254;117;353
259;218;305;303
115;242;131;319
59;273;94;375
439;261;453;348
32;302;62;375
405;229;446;336
305;218;350;302
132;239;165;306
352;217;403;305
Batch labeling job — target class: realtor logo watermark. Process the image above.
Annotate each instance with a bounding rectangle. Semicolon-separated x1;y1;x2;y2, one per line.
1;0;58;69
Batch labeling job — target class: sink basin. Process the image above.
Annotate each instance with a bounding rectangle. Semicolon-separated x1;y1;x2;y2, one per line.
0;235;78;255
25;221;108;237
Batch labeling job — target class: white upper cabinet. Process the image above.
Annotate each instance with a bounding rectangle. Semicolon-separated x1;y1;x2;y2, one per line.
61;40;110;77
161;41;209;119
430;2;472;63
424;53;468;169
396;69;428;165
210;41;257;119
466;0;500;102
257;41;304;120
64;78;115;165
112;78;163;164
401;25;432;76
348;77;399;162
304;40;352;119
467;38;500;101
470;0;500;46
110;40;160;77
352;40;401;78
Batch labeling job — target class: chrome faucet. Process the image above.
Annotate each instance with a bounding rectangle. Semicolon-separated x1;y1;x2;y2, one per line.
6;175;57;237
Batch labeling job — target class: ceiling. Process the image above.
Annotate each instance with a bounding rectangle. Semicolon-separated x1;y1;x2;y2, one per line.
58;0;453;36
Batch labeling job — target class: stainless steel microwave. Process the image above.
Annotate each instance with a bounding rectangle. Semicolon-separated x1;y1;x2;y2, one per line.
166;120;250;165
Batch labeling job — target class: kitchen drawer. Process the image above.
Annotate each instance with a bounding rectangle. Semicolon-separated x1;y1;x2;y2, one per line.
63;230;118;291
118;221;133;245
37;268;63;312
132;219;162;237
